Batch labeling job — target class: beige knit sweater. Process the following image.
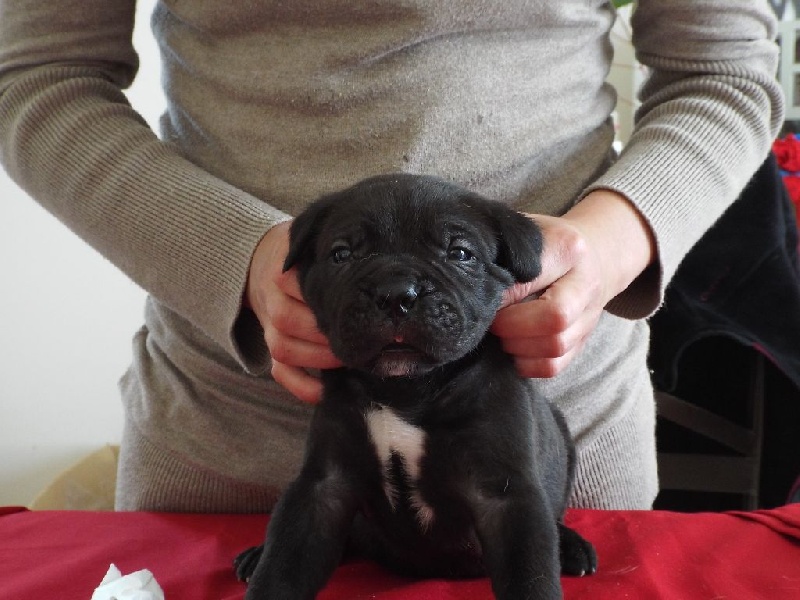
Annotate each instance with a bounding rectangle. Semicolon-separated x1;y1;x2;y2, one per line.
0;0;784;511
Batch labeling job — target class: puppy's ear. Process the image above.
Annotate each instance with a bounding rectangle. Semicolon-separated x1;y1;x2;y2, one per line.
282;195;335;272
467;197;543;283
493;208;543;283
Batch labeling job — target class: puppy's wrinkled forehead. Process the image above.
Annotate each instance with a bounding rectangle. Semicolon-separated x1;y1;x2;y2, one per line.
317;193;496;257
284;174;543;284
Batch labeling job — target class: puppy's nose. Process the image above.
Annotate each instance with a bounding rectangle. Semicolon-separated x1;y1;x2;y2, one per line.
375;281;419;316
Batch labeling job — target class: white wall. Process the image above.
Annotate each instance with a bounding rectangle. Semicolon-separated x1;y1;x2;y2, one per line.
607;6;642;147
0;0;162;507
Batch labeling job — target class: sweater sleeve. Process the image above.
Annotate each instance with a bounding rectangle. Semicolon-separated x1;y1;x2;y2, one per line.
0;0;289;372
584;0;785;319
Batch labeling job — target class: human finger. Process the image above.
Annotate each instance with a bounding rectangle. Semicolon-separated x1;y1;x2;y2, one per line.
274;266;305;303
498;317;586;360
264;321;342;370
492;282;589;340
511;338;588;379
267;291;331;346
271;360;323;404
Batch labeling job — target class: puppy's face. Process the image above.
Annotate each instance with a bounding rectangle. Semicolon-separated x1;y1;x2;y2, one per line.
284;175;542;378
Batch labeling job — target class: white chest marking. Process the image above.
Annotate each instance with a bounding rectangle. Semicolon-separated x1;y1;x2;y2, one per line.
365;406;435;530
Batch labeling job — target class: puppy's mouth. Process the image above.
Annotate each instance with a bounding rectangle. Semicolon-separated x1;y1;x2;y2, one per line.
369;342;436;378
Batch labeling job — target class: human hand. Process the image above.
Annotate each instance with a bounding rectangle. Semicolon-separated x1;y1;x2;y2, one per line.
245;222;342;403
490;190;656;378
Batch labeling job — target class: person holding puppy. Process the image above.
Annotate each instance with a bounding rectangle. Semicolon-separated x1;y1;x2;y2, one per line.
0;1;783;512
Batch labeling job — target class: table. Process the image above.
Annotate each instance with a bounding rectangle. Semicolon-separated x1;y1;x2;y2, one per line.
2;505;799;599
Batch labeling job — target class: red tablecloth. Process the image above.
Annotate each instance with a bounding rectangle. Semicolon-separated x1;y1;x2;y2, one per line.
2;505;800;599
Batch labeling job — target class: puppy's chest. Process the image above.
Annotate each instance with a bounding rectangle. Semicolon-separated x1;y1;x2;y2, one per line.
364;405;435;529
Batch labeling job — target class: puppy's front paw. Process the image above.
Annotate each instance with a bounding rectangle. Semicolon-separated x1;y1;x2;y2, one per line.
558;523;597;577
234;544;264;583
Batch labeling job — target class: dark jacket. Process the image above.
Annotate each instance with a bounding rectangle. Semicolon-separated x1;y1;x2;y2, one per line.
649;154;800;393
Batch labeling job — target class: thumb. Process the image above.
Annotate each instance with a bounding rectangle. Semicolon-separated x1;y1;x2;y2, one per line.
499;280;543;309
276;266;305;303
498;213;580;310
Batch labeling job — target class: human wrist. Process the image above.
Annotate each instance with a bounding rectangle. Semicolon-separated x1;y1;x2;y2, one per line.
562;189;656;301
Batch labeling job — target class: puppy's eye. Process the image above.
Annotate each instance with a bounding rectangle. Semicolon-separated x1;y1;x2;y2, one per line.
331;244;352;264
447;246;474;262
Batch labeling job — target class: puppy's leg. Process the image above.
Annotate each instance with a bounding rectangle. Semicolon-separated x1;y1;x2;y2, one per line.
558;522;597;577
234;544;264;582
473;485;562;600
244;469;356;600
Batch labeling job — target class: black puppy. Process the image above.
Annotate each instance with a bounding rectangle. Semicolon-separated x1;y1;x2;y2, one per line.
235;174;597;600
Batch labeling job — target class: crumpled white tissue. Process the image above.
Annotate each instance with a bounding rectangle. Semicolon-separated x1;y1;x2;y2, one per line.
91;563;165;600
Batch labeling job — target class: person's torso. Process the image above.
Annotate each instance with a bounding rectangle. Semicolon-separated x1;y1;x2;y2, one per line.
152;0;618;216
